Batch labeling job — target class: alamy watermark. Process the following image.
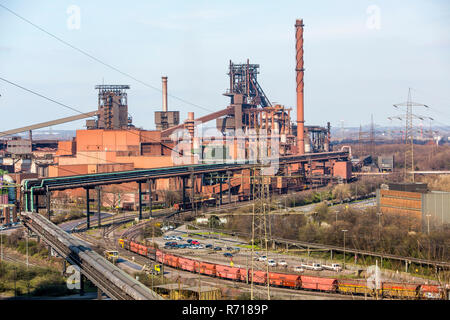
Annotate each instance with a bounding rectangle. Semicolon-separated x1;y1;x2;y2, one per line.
66;264;81;290
67;5;81;30
169;122;280;175
366;5;381;30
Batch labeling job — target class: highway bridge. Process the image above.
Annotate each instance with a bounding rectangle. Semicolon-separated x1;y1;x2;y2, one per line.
21;211;163;300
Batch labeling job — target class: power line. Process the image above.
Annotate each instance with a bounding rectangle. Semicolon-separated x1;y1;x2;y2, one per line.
0;76;96;119
0;3;214;114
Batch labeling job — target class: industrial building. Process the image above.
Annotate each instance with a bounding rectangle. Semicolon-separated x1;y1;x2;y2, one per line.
376;183;450;232
1;18;354;211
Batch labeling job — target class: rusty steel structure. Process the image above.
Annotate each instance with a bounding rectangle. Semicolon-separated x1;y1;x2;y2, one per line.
224;59;271;108
93;85;132;130
37;18;351;212
155;76;180;131
295;19;305;155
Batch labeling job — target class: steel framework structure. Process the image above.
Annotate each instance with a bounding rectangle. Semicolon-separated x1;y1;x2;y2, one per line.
224;60;271;108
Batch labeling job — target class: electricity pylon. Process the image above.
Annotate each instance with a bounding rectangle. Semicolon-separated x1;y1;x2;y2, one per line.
392;88;429;182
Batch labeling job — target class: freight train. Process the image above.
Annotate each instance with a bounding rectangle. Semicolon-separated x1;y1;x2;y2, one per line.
118;238;444;300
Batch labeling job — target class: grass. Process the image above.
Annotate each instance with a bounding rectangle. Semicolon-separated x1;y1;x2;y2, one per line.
194;231;229;237
236;244;262;250
0;261;72;297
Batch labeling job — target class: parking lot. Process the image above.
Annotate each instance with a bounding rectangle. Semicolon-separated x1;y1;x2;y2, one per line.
150;225;352;277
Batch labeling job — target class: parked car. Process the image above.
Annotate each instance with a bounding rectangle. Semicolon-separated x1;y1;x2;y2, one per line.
214;247;222;251
223;252;233;257
205;244;213;249
257;256;267;261
197;244;205;249
175;236;182;241
301;263;323;271
164;241;177;246
226;247;233;251
322;263;342;272
191;240;200;245
278;260;288;266
163;236;170;240
186;239;193;243
267;259;277;267
294;266;304;273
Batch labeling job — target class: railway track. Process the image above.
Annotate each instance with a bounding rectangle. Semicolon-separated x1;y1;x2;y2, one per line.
74;217;370;300
21;211;163;300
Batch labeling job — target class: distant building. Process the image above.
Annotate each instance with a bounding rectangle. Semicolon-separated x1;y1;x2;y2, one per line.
376;183;450;232
377;155;394;172
7;138;31;154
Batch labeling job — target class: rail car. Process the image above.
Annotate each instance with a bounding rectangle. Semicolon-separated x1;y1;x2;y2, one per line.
300;276;338;292
267;273;301;288
338;279;375;296
382;282;418;299
119;239;445;299
216;265;241;281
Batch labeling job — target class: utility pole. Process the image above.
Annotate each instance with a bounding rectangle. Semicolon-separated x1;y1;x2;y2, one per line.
251;202;255;300
377;212;382;241
264;203;270;301
370;114;375;156
342;229;348;270
97;186;101;229
335;211;338;229
26;230;29;269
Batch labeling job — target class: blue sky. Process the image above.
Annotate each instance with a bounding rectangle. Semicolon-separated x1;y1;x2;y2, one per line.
0;0;449;133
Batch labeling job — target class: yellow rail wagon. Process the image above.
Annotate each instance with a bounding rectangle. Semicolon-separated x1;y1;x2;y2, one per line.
104;250;119;264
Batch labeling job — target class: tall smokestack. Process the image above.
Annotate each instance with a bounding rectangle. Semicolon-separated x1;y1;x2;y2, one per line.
295;19;305;155
162;76;168;112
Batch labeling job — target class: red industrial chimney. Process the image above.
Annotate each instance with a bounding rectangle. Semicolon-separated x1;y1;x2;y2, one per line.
162;76;168;112
295;19;305;155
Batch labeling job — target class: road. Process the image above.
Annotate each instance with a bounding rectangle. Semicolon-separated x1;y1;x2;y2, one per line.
157;225;358;278
59;211;113;232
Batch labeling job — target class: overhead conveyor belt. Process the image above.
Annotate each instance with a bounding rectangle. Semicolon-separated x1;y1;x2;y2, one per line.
22;151;350;211
21;211;163;300
0;111;98;138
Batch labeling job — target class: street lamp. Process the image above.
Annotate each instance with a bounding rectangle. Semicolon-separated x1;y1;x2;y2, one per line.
342;229;348;270
426;214;431;235
376;212;383;240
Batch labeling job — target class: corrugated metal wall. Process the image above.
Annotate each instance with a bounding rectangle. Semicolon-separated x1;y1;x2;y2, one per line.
377;189;450;231
422;191;450;229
